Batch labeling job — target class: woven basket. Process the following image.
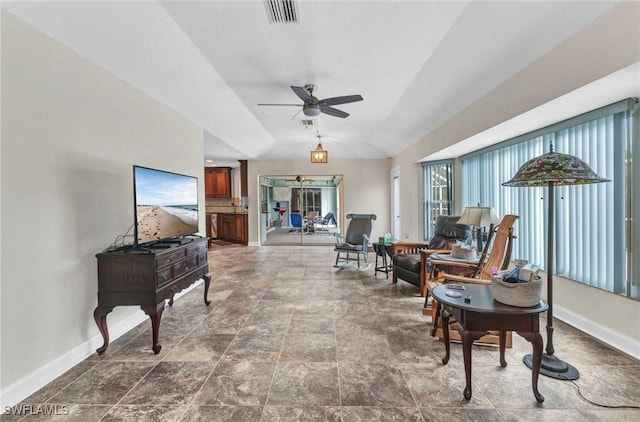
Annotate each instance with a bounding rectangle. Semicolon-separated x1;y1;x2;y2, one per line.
491;275;542;307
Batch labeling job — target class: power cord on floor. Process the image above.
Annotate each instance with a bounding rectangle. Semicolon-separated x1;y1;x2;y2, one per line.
559;375;640;409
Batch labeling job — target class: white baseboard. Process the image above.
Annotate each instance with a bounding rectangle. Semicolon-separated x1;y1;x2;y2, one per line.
554;304;640;360
0;280;203;408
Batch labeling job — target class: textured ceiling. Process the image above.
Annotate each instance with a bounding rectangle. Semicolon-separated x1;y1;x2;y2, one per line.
3;1;622;164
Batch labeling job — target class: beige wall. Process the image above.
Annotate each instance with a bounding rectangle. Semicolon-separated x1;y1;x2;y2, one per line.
1;11;205;392
247;159;391;245
390;2;640;353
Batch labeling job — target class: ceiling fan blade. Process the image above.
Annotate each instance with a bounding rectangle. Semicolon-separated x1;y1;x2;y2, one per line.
321;106;349;118
257;103;302;106
291;86;311;102
320;95;363;107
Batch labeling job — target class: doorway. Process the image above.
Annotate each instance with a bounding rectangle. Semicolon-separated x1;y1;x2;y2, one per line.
260;175;342;245
391;166;401;241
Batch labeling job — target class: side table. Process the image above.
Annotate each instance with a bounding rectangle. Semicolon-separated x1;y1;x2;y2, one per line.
372;242;393;278
431;284;548;403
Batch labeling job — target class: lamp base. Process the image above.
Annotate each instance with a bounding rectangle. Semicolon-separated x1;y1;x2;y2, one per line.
523;353;579;380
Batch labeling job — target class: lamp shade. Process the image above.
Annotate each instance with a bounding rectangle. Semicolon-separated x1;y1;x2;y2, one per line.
457;206;500;227
502;150;608;187
310;143;328;163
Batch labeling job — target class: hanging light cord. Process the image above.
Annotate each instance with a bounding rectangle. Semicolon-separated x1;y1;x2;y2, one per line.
559;374;640;409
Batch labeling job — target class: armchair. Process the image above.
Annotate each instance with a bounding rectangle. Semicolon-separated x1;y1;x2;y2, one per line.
428;214;519;346
334;213;376;272
290;212;308;233
430;214;518;283
314;212;337;232
392;215;472;296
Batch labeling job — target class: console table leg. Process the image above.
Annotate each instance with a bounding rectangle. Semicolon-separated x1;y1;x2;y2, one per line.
203;272;212;305
141;303;165;354
93;306;114;354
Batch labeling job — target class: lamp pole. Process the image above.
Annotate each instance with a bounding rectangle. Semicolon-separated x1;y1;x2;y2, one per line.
545;181;556;357
522;179;578;379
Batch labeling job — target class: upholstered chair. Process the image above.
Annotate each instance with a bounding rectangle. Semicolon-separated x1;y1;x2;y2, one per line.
392;215;472;296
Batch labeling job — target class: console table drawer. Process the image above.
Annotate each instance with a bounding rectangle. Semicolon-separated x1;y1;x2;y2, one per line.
173;256;198;277
156;249;186;268
187;242;205;256
197;248;207;264
156;267;173;287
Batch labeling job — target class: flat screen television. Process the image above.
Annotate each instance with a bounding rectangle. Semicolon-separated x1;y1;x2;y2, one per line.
133;165;199;246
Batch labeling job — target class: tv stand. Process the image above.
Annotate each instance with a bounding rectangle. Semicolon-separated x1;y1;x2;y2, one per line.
94;237;210;354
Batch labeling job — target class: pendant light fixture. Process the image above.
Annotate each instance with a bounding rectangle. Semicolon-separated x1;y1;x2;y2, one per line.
310;134;328;163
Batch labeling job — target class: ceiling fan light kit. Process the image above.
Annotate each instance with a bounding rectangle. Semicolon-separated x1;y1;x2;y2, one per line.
303;103;321;117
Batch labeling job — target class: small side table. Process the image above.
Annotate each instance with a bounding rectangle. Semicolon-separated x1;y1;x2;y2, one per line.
431;284;548;403
372;242;393;278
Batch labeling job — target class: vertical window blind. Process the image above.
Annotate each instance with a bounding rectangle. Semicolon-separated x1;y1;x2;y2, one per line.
460;99;637;298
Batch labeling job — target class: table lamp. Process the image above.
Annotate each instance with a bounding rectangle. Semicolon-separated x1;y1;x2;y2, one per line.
457;206;500;253
503;142;608;380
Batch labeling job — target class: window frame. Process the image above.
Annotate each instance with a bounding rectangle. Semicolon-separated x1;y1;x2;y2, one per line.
422;160;454;240
459;98;638;299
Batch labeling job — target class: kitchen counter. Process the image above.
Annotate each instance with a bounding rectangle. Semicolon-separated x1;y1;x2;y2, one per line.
210;213;248;245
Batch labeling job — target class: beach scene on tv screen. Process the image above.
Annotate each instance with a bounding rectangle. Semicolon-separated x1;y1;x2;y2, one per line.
135;167;198;244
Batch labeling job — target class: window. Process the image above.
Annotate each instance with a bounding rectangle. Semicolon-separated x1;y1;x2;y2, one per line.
292;187;322;215
423;160;454;240
460;99;638;299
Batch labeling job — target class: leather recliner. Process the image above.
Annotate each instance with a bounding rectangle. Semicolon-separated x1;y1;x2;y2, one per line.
392;215;472;296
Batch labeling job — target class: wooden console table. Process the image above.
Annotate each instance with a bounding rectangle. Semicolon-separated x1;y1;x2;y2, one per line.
431;284;548;403
94;237;211;354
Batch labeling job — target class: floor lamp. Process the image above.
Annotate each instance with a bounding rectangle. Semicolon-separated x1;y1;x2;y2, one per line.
502;143;608;380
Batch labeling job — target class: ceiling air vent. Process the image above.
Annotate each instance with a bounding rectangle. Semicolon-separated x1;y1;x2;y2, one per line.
299;119;315;127
265;0;298;24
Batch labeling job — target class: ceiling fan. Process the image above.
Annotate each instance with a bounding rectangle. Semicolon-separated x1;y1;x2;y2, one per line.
284;175;315;183
258;85;363;119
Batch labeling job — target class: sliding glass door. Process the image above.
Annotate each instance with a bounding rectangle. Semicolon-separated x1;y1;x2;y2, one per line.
260;175;342;245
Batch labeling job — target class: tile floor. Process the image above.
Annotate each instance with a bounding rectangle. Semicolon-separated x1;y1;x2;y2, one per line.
7;245;640;421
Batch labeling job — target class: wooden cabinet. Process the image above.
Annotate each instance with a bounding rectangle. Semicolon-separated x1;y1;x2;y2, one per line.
239;160;248;197
205;167;231;198
217;213;248;244
94;237;210;354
